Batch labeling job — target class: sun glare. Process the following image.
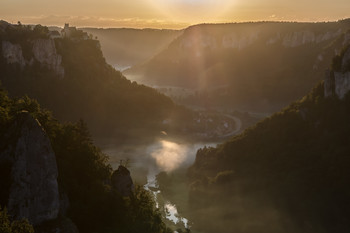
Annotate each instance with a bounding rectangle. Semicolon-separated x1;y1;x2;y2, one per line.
149;0;235;23
151;140;188;172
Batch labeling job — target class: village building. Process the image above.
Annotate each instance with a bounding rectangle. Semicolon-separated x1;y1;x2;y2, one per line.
61;23;89;40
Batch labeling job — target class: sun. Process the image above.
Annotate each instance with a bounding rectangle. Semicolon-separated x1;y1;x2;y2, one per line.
149;0;235;23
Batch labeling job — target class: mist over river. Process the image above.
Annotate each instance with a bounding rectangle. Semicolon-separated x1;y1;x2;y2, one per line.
100;137;217;173
99;137;218;229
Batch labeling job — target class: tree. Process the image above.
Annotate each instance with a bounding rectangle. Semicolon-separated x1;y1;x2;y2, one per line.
33;24;49;36
0;207;34;233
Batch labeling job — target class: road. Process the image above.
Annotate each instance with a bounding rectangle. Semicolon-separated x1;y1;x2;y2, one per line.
220;114;242;138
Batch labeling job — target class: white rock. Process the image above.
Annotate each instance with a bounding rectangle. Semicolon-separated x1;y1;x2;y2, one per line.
334;72;350;99
222;32;259;50
2;41;26;67
32;39;65;78
1;39;64;77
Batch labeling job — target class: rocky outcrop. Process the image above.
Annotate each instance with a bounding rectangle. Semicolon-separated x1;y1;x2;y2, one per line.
1;41;26;68
0;111;60;225
343;31;350;46
32;39;64;77
266;33;281;45
179;29;344;54
333;72;350;99
281;29;342;47
222;32;259;50
1;39;64;77
325;46;350;99
111;165;134;197
181;34;218;51
282;31;316;47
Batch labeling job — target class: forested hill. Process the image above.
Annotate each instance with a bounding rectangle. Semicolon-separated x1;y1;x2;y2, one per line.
0;21;179;138
126;19;350;112
81;27;182;70
0;85;172;233
186;45;350;233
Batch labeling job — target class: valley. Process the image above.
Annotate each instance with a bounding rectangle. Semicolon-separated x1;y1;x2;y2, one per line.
1;15;350;233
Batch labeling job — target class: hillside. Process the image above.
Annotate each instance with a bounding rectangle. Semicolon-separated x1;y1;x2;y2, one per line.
0;21;183;138
0;85;172;233
81;28;182;70
126;19;350;112
185;46;350;233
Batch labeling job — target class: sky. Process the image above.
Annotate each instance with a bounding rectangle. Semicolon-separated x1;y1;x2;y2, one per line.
1;0;350;29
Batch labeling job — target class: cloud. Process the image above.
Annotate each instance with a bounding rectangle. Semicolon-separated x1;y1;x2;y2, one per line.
6;15;189;29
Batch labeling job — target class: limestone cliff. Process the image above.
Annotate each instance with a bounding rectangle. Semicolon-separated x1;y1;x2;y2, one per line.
1;39;64;77
1;41;26;68
0;111;60;225
324;45;350;99
32;39;65;77
179;26;344;51
281;29;342;47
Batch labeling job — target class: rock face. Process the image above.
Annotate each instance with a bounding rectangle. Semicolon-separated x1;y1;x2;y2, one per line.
0;111;60;225
1;41;26;67
222;32;259;50
324;69;335;97
179;27;343;51
1;39;64;77
32;39;65;77
334;72;350;99
111;166;134;197
325;46;350;99
282;29;342;47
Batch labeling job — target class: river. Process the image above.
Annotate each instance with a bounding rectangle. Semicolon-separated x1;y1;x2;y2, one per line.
100;138;217;230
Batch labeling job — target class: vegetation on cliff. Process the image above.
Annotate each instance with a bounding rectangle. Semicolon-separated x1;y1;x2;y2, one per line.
127;20;350;112
0;85;171;233
0;23;181;138
81;27;182;69
187;81;350;233
0;207;34;233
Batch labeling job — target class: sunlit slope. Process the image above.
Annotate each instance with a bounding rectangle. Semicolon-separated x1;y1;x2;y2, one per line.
127;19;350;112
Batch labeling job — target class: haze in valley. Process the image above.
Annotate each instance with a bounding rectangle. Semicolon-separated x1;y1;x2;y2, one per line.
1;0;349;28
1;1;350;233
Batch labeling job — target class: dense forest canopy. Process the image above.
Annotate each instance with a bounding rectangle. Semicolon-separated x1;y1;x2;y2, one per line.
186;79;350;233
0;84;173;233
126;20;350;112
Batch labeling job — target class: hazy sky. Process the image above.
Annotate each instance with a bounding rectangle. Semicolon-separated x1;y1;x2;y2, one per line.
1;0;350;29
